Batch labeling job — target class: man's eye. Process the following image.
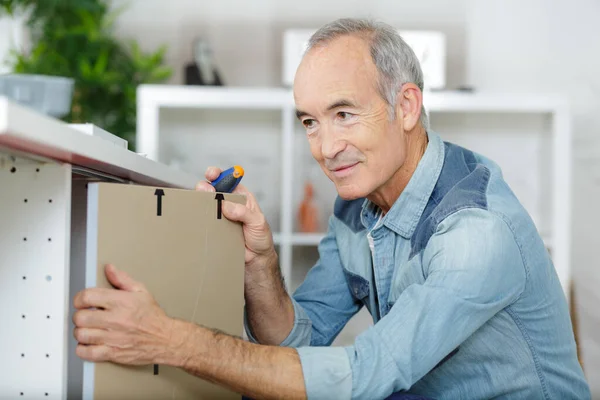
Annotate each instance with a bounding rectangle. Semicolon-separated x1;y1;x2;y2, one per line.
303;119;315;128
338;111;352;120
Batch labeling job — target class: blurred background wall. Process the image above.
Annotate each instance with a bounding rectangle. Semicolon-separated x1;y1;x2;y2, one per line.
110;0;469;88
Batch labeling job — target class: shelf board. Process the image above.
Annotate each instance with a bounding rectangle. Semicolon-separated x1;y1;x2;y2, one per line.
0;96;199;189
138;84;291;110
138;84;566;114
424;91;566;113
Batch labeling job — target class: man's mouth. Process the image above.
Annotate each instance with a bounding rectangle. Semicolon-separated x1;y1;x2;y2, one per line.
330;162;358;177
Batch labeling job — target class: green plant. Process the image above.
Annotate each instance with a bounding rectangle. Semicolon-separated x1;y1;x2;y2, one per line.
0;0;172;149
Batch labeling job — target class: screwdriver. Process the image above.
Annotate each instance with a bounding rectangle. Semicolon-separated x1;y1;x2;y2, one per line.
210;165;244;193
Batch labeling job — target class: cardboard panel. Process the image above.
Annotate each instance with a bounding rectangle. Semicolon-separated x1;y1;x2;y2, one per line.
84;182;245;399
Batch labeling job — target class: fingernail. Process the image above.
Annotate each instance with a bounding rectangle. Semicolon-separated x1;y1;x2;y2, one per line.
106;264;118;272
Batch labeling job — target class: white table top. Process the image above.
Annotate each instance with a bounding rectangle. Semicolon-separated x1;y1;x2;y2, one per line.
0;96;200;189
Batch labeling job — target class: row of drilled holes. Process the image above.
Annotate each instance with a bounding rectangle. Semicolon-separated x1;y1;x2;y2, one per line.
21;183;54;323
20;353;51;358
21;275;52;280
20;344;52;396
21;313;52;319
9;167;40;173
11;168;54;250
23;196;54;243
23;182;54;244
20;285;53;398
11;166;53;397
20;273;54;396
11;166;53;246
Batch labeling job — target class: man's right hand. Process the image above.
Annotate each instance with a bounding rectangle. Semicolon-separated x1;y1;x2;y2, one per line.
196;166;295;345
195;167;277;273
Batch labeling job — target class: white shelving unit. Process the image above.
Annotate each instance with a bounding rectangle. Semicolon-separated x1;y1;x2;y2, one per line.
137;84;571;299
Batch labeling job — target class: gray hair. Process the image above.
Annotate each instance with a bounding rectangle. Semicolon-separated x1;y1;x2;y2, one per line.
305;18;429;130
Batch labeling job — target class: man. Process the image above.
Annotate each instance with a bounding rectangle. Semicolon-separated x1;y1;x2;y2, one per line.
72;18;590;399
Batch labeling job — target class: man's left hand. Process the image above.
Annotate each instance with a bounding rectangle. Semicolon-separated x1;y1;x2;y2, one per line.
72;264;174;365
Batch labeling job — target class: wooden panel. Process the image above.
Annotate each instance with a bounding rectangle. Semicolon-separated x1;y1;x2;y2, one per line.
84;182;245;399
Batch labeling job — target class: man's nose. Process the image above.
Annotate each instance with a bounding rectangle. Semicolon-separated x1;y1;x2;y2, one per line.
321;126;345;160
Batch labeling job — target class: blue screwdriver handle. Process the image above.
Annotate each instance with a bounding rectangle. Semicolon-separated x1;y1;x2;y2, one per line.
210;165;244;193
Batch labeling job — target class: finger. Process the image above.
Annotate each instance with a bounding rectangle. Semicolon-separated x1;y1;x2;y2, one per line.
105;264;147;293
76;344;111;362
205;166;222;181
195;181;216;193
231;182;250;196
73;287;124;310
228;183;261;210
72;309;115;329
222;200;264;227
74;327;108;346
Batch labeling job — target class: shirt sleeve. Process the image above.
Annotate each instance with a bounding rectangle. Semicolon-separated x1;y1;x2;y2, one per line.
244;215;362;348
295;208;528;400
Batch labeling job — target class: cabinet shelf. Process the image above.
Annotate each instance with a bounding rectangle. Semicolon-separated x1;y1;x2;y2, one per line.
138;85;290;110
138;84;567;116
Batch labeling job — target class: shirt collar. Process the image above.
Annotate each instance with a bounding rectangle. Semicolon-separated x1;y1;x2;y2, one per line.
361;130;445;238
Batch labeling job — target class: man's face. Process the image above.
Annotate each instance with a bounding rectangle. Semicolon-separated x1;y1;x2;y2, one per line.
293;35;408;200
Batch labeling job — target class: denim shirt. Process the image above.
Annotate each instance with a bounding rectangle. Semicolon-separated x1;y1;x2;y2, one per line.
244;131;590;400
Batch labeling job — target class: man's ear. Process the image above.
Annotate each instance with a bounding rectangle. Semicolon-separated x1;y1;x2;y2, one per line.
395;83;423;131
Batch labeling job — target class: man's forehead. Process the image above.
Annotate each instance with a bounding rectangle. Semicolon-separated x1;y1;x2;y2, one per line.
293;35;377;106
298;35;373;75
